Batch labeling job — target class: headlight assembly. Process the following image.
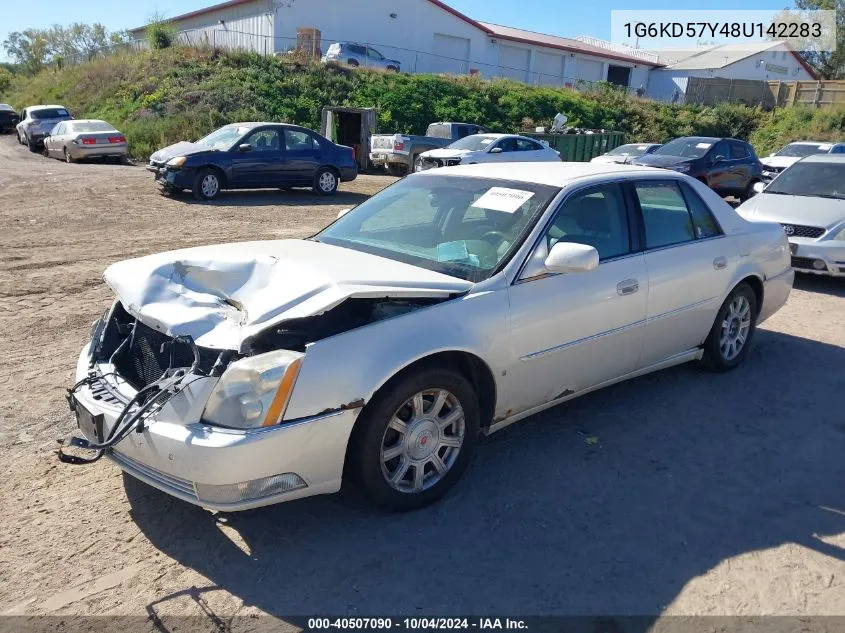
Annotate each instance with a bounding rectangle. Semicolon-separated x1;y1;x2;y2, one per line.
201;350;304;429
166;156;187;168
672;163;691;173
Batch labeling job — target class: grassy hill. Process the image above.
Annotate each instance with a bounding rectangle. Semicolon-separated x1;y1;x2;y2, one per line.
2;46;843;159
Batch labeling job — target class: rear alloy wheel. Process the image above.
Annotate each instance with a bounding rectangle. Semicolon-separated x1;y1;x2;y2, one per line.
701;283;757;372
352;367;479;511
64;148;75;164
193;168;221;201
313;168;338;195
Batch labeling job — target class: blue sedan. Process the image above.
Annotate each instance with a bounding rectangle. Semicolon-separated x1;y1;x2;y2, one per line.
146;122;358;200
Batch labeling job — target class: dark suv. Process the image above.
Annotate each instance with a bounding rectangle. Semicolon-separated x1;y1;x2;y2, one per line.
631;136;763;200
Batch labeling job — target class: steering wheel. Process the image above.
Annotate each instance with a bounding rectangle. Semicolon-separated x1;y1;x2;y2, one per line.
481;230;508;244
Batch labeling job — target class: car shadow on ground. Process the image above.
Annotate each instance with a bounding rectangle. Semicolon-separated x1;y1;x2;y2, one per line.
125;329;845;622
167;188;371;208
794;273;845;298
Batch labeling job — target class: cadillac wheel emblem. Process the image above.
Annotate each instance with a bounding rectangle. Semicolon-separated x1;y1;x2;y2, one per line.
782;225;795;236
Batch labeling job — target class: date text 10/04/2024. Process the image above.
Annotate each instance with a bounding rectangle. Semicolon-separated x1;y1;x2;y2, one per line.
306;618;528;630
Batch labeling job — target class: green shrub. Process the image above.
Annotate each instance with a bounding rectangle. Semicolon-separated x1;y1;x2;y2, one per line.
4;46;841;160
146;20;178;50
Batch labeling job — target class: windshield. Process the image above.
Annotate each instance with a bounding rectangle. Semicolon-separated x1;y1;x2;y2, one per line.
774;143;830;157
32;108;69;119
316;175;560;282
71;121;116;133
196;125;252;150
447;135;499;151
608;144;651;156
654;138;714;158
765;162;845;199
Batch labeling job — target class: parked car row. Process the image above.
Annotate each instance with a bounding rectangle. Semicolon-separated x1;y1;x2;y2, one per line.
10;102;129;163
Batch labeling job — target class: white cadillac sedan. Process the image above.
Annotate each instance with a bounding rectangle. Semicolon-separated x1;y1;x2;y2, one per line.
738;155;845;277
63;163;793;512
415;134;561;171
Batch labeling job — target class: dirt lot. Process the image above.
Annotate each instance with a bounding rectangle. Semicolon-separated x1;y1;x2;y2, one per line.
1;133;844;624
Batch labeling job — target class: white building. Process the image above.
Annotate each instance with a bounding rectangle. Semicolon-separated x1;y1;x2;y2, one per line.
129;0;662;89
646;41;817;102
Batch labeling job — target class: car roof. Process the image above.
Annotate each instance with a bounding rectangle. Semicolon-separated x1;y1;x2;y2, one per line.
67;119;112;125
224;122;307;129
799;154;845;164
421;161;672;186
0;103;13;110
28;104;67;111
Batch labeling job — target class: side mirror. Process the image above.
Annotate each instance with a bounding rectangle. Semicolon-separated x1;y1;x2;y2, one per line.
336;208;352;219
752;181;766;194
544;242;599;274
238;144;252;152
489;147;503;154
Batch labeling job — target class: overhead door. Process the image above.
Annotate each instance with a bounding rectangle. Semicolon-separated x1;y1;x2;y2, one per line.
499;45;530;82
431;33;471;74
577;58;604;83
535;51;565;85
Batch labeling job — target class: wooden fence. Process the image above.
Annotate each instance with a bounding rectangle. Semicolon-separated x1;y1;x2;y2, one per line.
684;77;845;109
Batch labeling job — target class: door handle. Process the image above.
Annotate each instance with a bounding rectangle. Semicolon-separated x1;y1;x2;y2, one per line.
616;279;639;296
713;256;727;270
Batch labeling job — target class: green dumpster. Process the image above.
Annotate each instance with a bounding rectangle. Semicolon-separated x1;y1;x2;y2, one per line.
524;131;625;162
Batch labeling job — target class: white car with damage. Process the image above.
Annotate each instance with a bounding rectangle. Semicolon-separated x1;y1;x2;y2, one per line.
63;163;793;511
415;134;561;172
760;141;845;182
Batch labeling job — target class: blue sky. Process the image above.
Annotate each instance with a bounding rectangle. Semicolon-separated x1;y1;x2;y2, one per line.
1;0;796;61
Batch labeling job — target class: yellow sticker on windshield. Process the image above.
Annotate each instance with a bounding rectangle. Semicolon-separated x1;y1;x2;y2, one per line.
471;187;535;213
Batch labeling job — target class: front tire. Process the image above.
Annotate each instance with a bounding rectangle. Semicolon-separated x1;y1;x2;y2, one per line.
701;283;757;372
313;167;338;195
193;168;221;201
351;367;479;511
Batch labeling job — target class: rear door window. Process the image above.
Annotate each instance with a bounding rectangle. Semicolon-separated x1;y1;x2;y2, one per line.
634;181;696;249
729;141;749;160
680;183;723;238
284;129;317;151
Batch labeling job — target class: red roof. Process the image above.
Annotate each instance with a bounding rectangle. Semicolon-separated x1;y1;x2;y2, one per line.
127;0;663;67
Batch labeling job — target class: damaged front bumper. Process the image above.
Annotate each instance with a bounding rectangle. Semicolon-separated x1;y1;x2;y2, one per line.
71;344;359;511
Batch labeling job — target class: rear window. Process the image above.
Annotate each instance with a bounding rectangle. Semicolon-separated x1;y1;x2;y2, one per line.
70;121;116;133
32;108;69;119
426;123;452;139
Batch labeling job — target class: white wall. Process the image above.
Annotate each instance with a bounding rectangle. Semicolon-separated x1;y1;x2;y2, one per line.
716;44;813;81
166;0;275;53
272;0;490;74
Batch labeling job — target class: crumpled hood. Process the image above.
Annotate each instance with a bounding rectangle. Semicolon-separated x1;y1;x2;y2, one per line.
737;193;845;230
150;141;214;163
761;155;802;170
631;154;692;168
421;148;474;159
103;239;473;350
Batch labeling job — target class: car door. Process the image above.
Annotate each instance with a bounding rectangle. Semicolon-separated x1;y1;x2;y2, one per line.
515;138;549;162
230;127;284;186
727;140;753;193
283;129;321;184
46;122;63;156
632;179;730;368
704;140;732;193
506;183;649;413
485;137;518;163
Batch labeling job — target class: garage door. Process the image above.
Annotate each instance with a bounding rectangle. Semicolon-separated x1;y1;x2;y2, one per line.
431;33;471;74
577;58;604;83
499;45;530;82
535;51;564;85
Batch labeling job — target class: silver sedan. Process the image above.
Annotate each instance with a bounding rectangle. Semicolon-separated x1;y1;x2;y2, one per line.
64;163;792;512
43;119;128;163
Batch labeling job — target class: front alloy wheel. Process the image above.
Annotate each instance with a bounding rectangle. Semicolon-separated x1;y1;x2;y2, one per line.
193;168;221;201
380;389;466;494
352;367;479;511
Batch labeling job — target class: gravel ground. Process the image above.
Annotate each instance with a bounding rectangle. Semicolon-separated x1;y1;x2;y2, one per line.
1;133;844;624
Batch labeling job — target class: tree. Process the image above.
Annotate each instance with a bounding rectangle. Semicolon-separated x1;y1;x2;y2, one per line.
145;12;178;50
2;30;50;74
0;67;13;96
790;0;845;79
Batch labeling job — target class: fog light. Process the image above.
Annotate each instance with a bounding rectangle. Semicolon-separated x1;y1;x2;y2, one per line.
813;259;826;270
195;473;307;504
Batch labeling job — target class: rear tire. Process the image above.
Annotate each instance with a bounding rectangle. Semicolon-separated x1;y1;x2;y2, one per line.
700;283;758;372
28;138;39;153
193;168;221;201
64;148;75;164
740;181;759;202
386;163;406;177
350;367;479;511
313;167;338;195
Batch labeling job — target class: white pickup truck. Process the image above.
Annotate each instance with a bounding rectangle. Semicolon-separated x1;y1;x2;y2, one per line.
370;121;490;175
